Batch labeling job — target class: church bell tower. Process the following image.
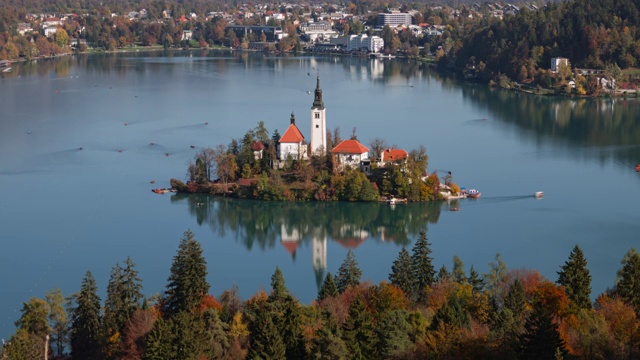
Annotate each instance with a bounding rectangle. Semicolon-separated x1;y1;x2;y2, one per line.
310;76;327;155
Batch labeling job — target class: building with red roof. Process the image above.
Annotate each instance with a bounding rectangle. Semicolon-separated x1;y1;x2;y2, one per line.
277;112;308;161
379;148;408;166
331;139;370;172
252;141;264;160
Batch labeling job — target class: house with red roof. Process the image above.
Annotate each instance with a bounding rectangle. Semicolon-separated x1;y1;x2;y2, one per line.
252;141;264;160
379;148;408;167
277;112;308;162
331;138;370;172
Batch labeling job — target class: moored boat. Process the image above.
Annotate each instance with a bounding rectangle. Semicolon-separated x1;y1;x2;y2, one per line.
636;164;640;172
466;189;481;199
535;191;544;199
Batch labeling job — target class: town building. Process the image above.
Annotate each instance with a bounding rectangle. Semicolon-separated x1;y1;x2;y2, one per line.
376;12;413;28
551;57;569;73
329;34;384;52
300;21;337;42
310;76;327;155
44;26;58;37
225;25;287;42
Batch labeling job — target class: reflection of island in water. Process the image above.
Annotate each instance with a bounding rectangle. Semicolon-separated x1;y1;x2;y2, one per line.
171;194;443;288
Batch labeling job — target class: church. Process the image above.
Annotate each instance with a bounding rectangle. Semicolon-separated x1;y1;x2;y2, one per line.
275;76;370;171
276;76;327;163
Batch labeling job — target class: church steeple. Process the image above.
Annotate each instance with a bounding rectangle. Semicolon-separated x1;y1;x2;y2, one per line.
312;76;325;110
310;76;327;155
290;112;295;124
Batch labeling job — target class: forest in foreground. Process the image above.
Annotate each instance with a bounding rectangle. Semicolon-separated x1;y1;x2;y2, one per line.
2;229;640;359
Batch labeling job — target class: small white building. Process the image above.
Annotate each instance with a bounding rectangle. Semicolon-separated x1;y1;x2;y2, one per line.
182;30;193;41
277;113;308;161
551;57;569;73
44;26;58;37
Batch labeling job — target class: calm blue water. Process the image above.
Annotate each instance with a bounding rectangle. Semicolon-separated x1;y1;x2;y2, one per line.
1;51;639;339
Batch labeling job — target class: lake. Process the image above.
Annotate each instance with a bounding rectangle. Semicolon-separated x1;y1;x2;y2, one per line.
1;50;639;339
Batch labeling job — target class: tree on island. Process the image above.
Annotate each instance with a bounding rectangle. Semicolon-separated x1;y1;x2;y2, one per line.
163;229;210;316
557;245;592;309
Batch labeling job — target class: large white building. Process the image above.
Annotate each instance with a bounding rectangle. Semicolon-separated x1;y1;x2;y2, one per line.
331;34;384;52
310;76;327;155
376;12;413;28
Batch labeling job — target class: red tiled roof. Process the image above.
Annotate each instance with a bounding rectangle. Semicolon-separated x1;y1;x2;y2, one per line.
252;141;265;151
331;139;369;154
279;123;305;143
381;148;408;162
281;240;298;255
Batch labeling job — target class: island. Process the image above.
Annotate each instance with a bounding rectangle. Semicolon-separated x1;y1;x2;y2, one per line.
167;77;462;202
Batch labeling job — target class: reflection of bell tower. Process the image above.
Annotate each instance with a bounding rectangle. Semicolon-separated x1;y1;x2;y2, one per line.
310;76;327;156
312;228;327;290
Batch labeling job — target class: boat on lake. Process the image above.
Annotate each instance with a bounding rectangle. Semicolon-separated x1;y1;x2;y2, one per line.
466;189;481;199
152;188;176;194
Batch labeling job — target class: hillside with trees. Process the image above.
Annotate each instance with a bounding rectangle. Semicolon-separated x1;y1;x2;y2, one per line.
3;230;640;359
453;0;640;92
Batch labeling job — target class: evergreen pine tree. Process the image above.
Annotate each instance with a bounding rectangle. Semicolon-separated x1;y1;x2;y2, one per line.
281;296;306;359
143;317;175;360
266;267;305;359
376;309;413;358
504;279;526;318
163;229;210;316
269;266;289;302
615;248;640;313
342;295;377;360
248;308;286;360
468;265;485;292
518;302;567;359
121;257;143;318
317;272;338;301
452;256;467;284
70;271;102;360
411;232;435;302
311;311;348;360
311;323;349;360
389;247;413;297
201;309;230;359
171;311;211;359
430;296;470;330
335;250;362;293
436;264;450;282
104;262;125;358
557;245;592;309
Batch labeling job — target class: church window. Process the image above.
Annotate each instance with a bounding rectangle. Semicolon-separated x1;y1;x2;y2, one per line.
315;113;320;119
316;125;319;128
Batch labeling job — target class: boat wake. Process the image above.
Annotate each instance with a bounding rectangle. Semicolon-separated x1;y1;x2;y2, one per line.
479;195;536;204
